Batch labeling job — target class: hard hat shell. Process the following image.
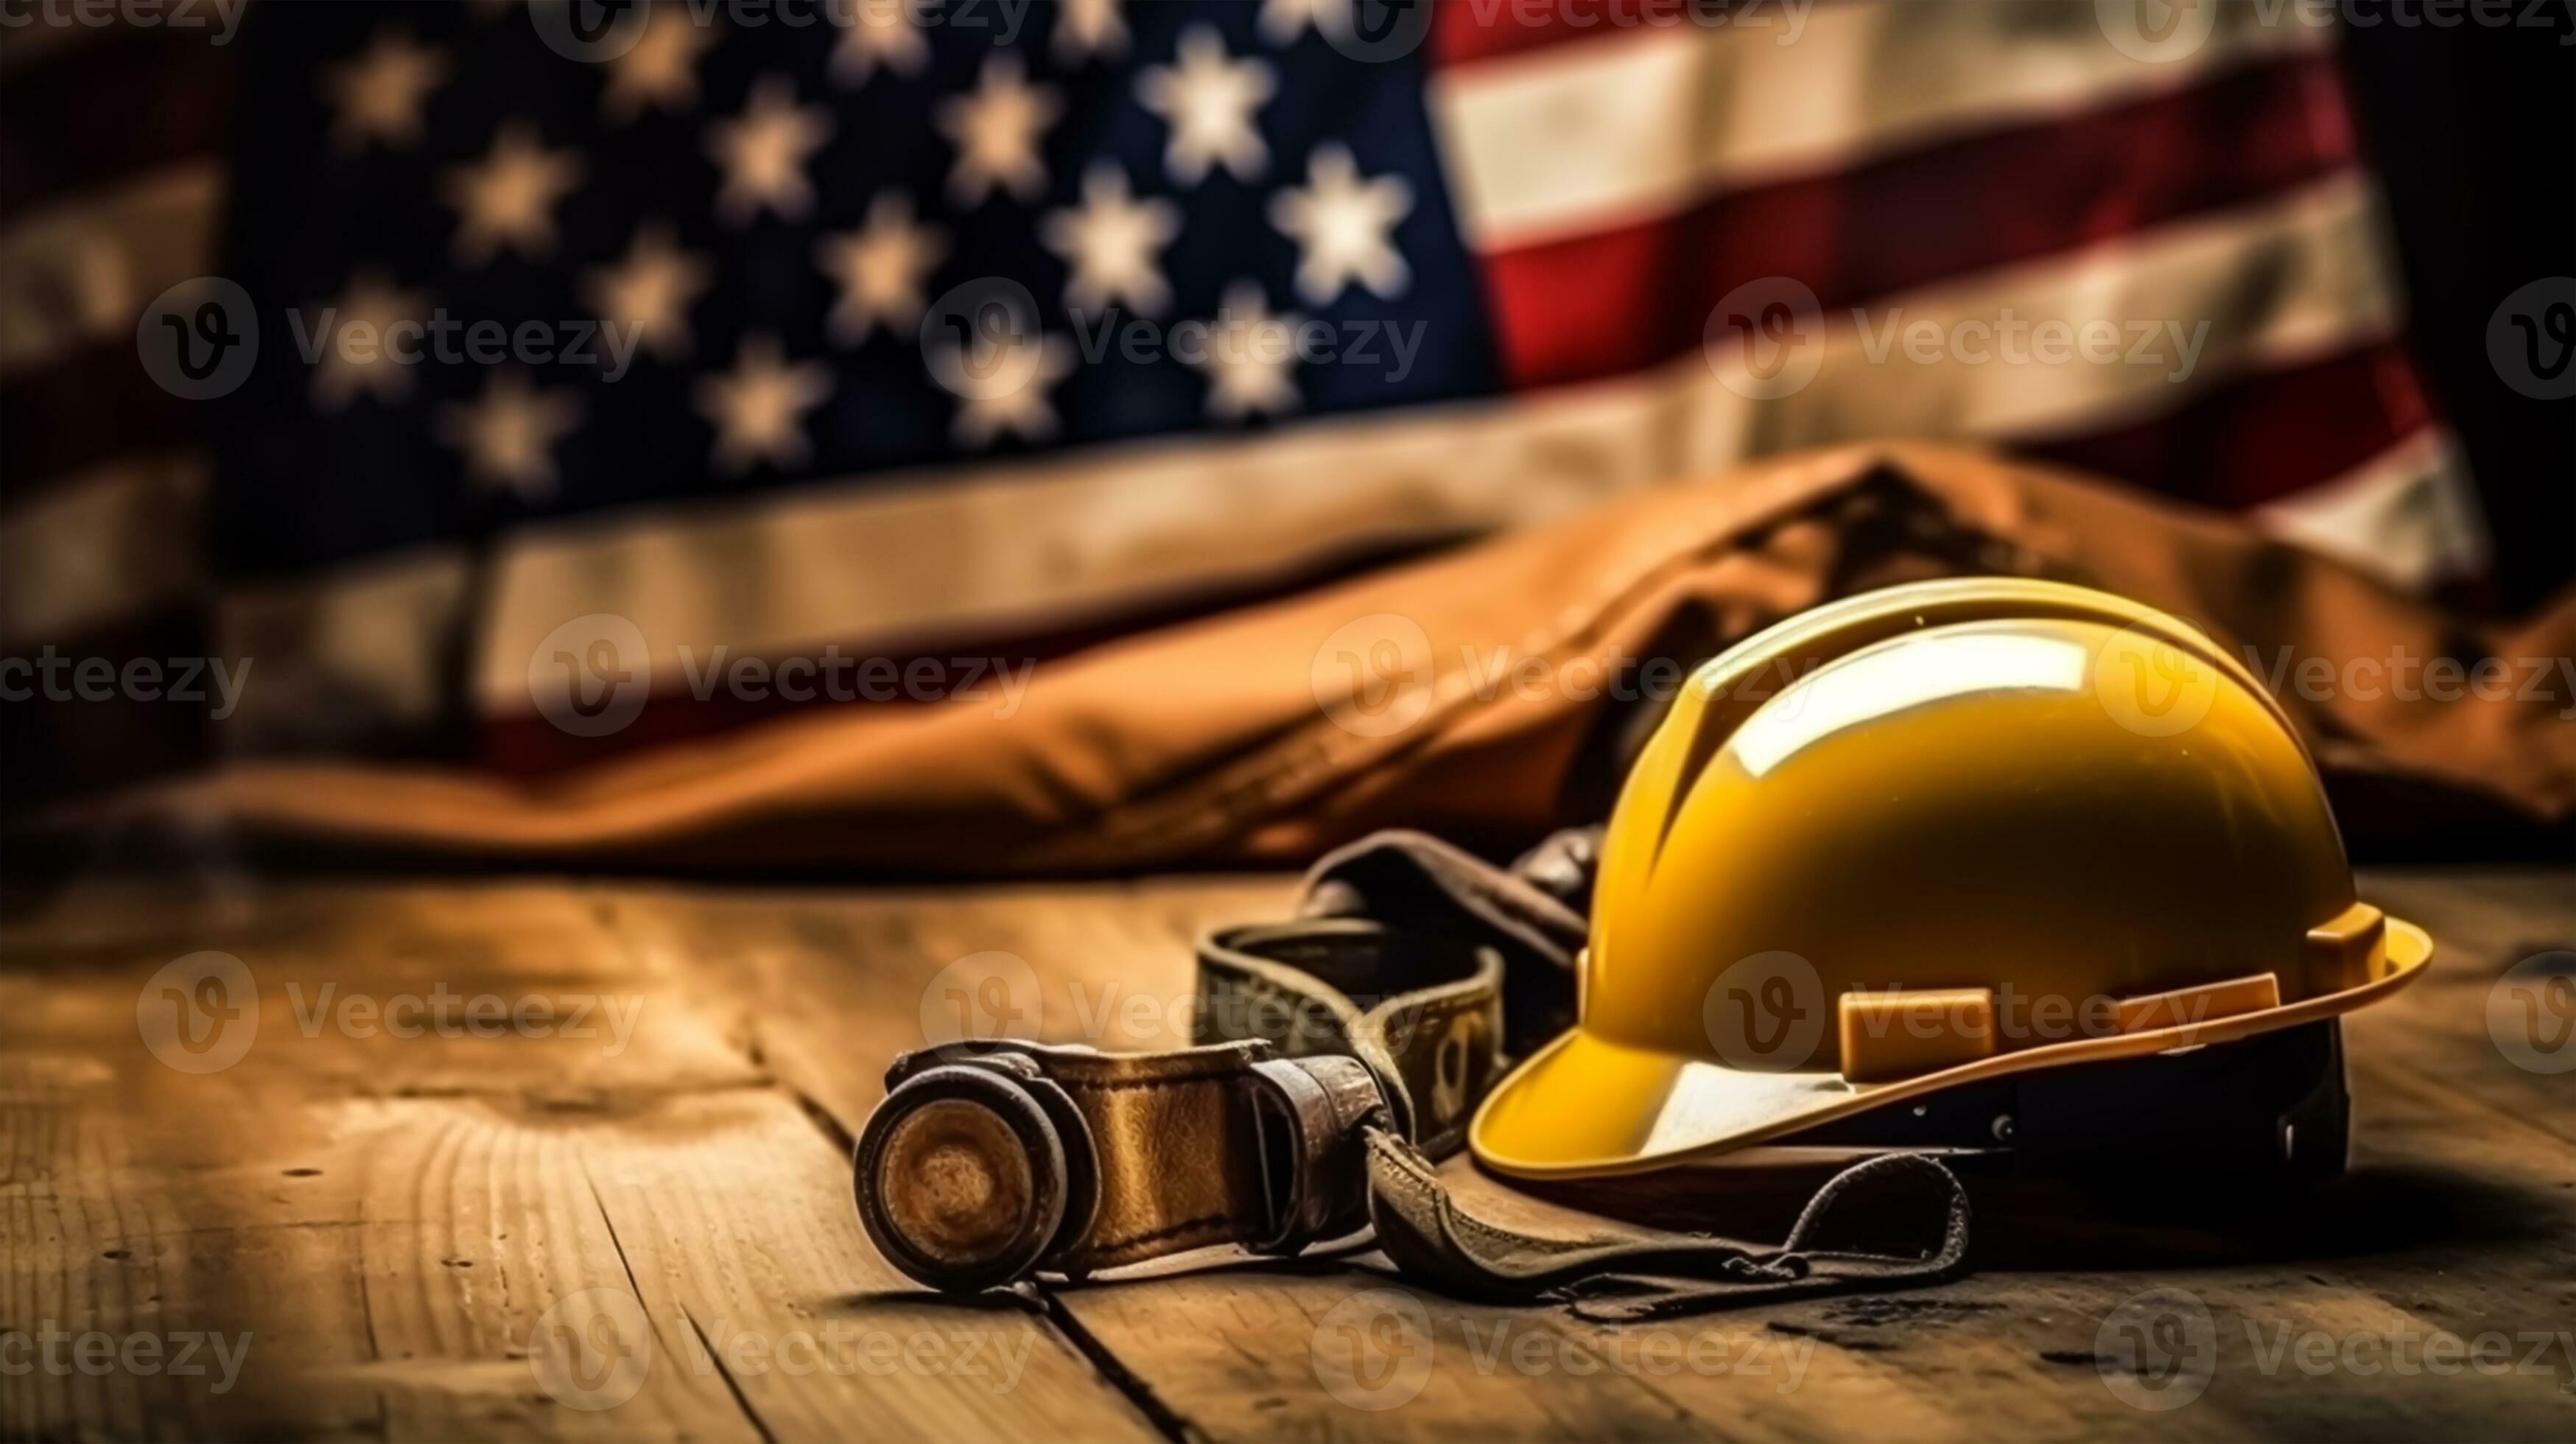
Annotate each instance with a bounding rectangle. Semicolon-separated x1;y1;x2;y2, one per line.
1470;579;2432;1180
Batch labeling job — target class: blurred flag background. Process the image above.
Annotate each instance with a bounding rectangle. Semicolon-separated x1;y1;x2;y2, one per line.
2;0;2568;817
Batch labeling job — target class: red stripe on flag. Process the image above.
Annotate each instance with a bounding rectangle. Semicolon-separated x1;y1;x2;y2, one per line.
0;345;207;505
1433;0;1746;68
1478;52;2356;390
0;606;214;813
0;34;234;215
2010;337;2435;508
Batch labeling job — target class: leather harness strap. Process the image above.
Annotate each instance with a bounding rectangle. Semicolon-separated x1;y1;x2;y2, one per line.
854;831;1973;1317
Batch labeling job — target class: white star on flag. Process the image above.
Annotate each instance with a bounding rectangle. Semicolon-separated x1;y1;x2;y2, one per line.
602;4;715;122
1137;25;1275;186
708;75;834;226
1042;163;1181;316
697;334;834;474
438;370;581;500
1269;143;1414;304
1191;281;1302;421
582;222;710;362
817;193;947;345
309;271;428;412
1053;0;1129;63
951;337;1076;449
1258;0;1324;45
320;29;449;153
938;56;1061;206
831;1;930;86
441;122;583;267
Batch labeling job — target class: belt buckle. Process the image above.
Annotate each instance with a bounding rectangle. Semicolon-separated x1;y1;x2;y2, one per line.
854;1043;1102;1293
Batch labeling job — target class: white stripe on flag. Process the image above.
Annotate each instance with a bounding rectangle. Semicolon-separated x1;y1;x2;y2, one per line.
0;163;224;381
1720;172;2397;455
2256;427;2485;591
1431;0;2331;250
0;451;206;645
216;546;474;751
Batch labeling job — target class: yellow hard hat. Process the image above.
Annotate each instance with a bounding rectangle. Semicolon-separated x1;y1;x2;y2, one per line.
1470;578;2432;1180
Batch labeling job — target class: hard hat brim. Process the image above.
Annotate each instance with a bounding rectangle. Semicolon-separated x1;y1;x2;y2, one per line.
1470;916;2431;1180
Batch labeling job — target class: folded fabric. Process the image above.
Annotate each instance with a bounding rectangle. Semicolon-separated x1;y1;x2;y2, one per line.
63;443;2576;872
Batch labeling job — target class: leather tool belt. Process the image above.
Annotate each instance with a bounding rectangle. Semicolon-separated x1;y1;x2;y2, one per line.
854;830;1977;1320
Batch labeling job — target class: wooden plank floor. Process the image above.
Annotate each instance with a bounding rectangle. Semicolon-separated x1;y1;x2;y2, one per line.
1;868;2568;1441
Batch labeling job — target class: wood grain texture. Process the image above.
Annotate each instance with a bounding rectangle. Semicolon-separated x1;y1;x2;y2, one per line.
0;879;1156;1443
2;868;2568;1442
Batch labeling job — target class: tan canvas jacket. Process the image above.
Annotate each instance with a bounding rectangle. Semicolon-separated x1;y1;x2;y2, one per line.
71;444;2576;874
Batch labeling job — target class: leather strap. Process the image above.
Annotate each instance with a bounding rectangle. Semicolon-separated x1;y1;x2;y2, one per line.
854;830;1972;1314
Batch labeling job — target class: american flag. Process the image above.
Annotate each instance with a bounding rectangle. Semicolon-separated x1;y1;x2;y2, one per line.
1;0;2484;794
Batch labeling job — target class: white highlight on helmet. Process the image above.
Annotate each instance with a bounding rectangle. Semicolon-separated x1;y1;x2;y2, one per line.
1641;1060;1844;1157
1733;631;2088;777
